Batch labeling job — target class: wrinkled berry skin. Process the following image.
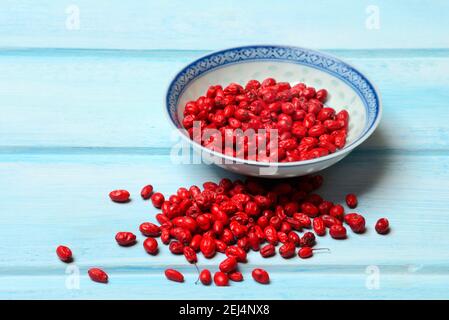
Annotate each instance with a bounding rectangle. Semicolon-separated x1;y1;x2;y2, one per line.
300;232;316;247
279;242;296;259
139;222;161;237
225;246;247;262
141;185;154;199
183;246;198;263
219;256;238;273
109;190;130;203
88;268;108;283
151;192;165;208
260;244;276;258
165;269;184;282
344;213;366;233
115;232;137;246
313;217;326;236
169;241;184;254
330;224;347;239
56;245;73;262
375;218;390;234
252;268;270;284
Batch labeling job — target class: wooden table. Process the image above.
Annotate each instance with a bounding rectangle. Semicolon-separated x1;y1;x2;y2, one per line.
1;0;449;299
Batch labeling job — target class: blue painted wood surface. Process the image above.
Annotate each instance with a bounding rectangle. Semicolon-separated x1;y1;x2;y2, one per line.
1;1;449;299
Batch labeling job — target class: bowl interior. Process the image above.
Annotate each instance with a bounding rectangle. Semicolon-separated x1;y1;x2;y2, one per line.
166;46;381;159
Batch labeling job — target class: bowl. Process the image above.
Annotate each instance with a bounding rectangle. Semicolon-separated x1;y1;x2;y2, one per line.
165;45;381;178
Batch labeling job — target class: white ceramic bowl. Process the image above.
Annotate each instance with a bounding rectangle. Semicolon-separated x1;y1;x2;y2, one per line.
166;45;382;178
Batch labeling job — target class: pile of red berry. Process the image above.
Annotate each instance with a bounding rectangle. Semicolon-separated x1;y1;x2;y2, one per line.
57;176;390;286
182;79;349;162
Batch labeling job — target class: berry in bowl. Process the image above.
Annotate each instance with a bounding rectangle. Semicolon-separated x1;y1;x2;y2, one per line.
166;45;381;178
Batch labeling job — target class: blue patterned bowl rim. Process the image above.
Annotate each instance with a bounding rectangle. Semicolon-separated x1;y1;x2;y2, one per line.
165;45;382;167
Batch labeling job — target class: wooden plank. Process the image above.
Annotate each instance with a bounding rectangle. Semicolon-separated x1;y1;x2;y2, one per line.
0;152;448;293
1;152;449;298
0;1;448;50
1;49;449;151
2;273;449;299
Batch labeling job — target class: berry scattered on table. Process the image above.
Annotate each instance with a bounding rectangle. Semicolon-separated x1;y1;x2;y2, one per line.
115;232;137;246
56;245;73;262
375;218;390;234
213;271;229;286
109;189;130;203
88;268;108;283
63;175;390;286
143;237;158;255
345;193;358;209
140;184;154;200
199;269;212;285
165;269;184;282
252;268;270;284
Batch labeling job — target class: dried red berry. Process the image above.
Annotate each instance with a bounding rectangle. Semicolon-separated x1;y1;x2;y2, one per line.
219;256;238;273
139;222;161;237
161;229;170;244
252;268;270;284
345;194;358;209
143;237;158;255
279;242;296;259
225;246;247;262
330;224;347;239
88;268;108;283
183;246;198;263
298;247;313;259
169;241;184;254
375;218;390;234
140;185;154;199
313;217;326;236
56;245;72;262
288;231;301;246
190;234;202;252
115;232;137;246
294;213;311;228
344;213;366;233
300;232;316;247
165;269;184;282
228;271;243;282
109;189;130;203
200;235;216;259
199;269;212;285
329;204;345;220
301;202;319;217
214;271;229;286
151;192;165;209
321;214;342;228
260;244;276;258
